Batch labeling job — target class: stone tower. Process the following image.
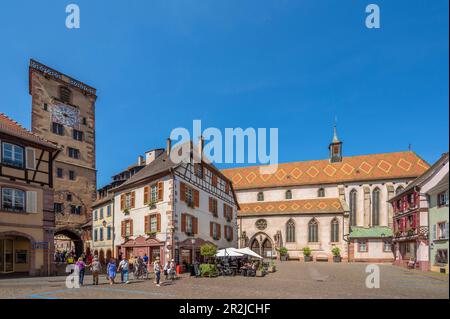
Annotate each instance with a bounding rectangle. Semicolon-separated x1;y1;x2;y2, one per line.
29;59;97;255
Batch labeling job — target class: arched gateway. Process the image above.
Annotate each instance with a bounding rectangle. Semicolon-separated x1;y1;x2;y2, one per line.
54;228;84;257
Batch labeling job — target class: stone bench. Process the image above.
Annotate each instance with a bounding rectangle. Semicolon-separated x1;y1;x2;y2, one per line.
315;254;329;262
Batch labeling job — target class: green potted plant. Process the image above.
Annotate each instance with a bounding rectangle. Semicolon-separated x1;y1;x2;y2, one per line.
269;260;276;273
200;264;219;278
303;247;313;262
332;246;341;262
145;231;157;238
279;247;288;261
123;208;130;216
200;243;217;264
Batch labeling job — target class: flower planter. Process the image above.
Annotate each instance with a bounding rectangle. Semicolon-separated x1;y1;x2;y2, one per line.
333;256;342;263
280;255;288;261
304;255;313;262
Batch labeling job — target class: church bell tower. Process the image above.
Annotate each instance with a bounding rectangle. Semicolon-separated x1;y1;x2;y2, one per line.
329;124;342;163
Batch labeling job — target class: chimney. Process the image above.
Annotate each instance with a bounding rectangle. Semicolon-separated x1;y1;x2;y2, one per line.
137;155;144;166
145;149;164;165
166;138;172;156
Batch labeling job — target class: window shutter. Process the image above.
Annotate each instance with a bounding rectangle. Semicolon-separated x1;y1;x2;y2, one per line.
26;191;37;213
210;222;213;237
209;197;213;213
193;217;198;234
25;147;36;170
158;181;164;202
181;213;186;232
120;194;125;210
121;221;125;237
144;215;150;233
180;182;186;202
143;186;149;205
217;223;221;239
194;190;199;207
157;213;161;232
130;220;133;236
212;175;218;187
225;182;230;194
230;226;233;241
130;192;135;208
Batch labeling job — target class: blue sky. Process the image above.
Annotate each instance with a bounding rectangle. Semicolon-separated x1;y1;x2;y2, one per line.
0;0;448;187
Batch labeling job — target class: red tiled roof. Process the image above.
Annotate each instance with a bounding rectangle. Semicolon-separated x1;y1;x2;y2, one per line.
222;151;430;190
0;112;58;149
238;198;345;217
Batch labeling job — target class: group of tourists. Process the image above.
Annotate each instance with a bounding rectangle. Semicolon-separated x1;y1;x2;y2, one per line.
69;252;178;287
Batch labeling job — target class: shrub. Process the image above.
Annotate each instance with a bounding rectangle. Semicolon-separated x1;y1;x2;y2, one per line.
302;247;312;256
200;263;218;277
279;247;288;256
331;247;341;256
200;244;217;258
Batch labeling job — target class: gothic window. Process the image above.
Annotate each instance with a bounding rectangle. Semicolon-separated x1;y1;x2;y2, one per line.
286;219;295;242
285;190;292;200
331;218;339;242
372;187;381;226
318;188;325;198
308;218;319;243
257;192;264;202
349;189;357;226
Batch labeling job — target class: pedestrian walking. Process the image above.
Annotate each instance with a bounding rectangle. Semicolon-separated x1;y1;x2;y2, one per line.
75;257;86;286
90;256;102;285
107;258;117;285
153;257;162;287
170;259;177;280
118;257;130;284
163;261;170;280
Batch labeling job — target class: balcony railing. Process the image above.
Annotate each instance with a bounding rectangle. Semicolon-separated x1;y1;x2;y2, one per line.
394;226;428;240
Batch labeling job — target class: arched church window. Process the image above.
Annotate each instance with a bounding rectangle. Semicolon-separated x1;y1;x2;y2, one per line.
349;189;357;226
318;188;325;198
257;192;264;202
308;218;319;243
372;187;381;226
331;218;339;242
286;219;295;242
285;190;292;200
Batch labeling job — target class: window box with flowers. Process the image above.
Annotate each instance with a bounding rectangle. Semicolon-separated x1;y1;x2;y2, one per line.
145;231;157;238
123;208;130;216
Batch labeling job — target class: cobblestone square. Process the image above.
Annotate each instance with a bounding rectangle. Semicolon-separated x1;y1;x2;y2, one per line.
0;262;448;299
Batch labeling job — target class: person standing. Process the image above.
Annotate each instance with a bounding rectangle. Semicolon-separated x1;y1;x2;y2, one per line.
107;258;117;285
118;257;130;284
75;257;86;286
90;256;102;285
169;259;176;280
153;257;162;287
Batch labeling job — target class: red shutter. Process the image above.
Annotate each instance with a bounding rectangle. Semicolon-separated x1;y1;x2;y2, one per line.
194;190;199;207
158;181;164;202
143;186;150;205
412;213;417;228
225;182;230;194
120;194;125;210
157;213;161;232
130;220;133;236
121;221;125;237
212;175;218;187
144;215;150;233
130;192;135;208
193;217;198;235
209;197;213;213
181;213;186;232
414;192;419;207
180;182;186;202
210;222;213;237
217;223;221;239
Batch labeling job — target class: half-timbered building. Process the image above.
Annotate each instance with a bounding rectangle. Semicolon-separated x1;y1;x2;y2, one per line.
0;113;59;275
112;139;239;269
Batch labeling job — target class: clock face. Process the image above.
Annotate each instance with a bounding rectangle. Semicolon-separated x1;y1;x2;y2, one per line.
51;103;80;128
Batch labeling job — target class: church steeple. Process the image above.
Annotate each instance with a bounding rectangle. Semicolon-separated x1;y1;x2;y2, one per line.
329;120;343;163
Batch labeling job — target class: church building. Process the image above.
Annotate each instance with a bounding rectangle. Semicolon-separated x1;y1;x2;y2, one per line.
222;127;430;262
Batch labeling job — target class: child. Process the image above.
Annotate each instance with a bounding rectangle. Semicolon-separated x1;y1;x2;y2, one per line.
107;258;117;285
